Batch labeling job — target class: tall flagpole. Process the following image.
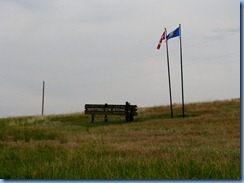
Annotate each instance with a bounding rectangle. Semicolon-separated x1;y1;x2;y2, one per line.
179;24;185;118
165;28;173;118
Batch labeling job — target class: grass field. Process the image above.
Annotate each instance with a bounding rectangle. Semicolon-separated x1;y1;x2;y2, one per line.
0;99;240;179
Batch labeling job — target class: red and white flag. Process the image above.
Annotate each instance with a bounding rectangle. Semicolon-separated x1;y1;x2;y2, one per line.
157;31;166;49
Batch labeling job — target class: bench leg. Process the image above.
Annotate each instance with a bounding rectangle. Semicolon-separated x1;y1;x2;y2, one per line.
105;115;108;122
125;114;129;122
91;114;94;123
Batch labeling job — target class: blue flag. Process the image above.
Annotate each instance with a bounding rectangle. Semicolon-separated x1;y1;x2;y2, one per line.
166;27;180;40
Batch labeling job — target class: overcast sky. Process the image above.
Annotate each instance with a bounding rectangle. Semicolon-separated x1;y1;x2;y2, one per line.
0;0;240;118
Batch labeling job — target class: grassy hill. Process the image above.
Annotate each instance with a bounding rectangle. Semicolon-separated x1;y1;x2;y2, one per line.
0;99;240;179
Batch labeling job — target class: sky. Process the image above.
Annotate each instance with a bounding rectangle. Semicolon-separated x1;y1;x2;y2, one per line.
0;0;240;118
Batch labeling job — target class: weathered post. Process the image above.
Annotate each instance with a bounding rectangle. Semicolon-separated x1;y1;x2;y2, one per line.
41;81;45;115
104;103;108;122
125;101;130;122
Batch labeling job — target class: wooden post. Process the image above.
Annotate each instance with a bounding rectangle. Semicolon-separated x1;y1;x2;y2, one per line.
41;81;45;115
125;101;131;122
125;101;129;122
104;103;108;122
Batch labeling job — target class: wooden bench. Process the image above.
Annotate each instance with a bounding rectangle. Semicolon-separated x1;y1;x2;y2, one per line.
84;102;137;123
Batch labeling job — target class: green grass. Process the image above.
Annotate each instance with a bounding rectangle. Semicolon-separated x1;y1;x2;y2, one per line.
0;98;240;179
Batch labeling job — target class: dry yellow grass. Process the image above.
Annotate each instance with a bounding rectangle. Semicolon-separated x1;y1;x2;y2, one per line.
0;98;240;179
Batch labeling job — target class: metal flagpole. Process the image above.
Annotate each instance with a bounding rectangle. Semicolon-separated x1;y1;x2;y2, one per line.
179;24;185;118
165;28;173;118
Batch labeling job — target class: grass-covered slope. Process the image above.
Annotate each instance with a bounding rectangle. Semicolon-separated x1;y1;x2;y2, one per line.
0;99;240;179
